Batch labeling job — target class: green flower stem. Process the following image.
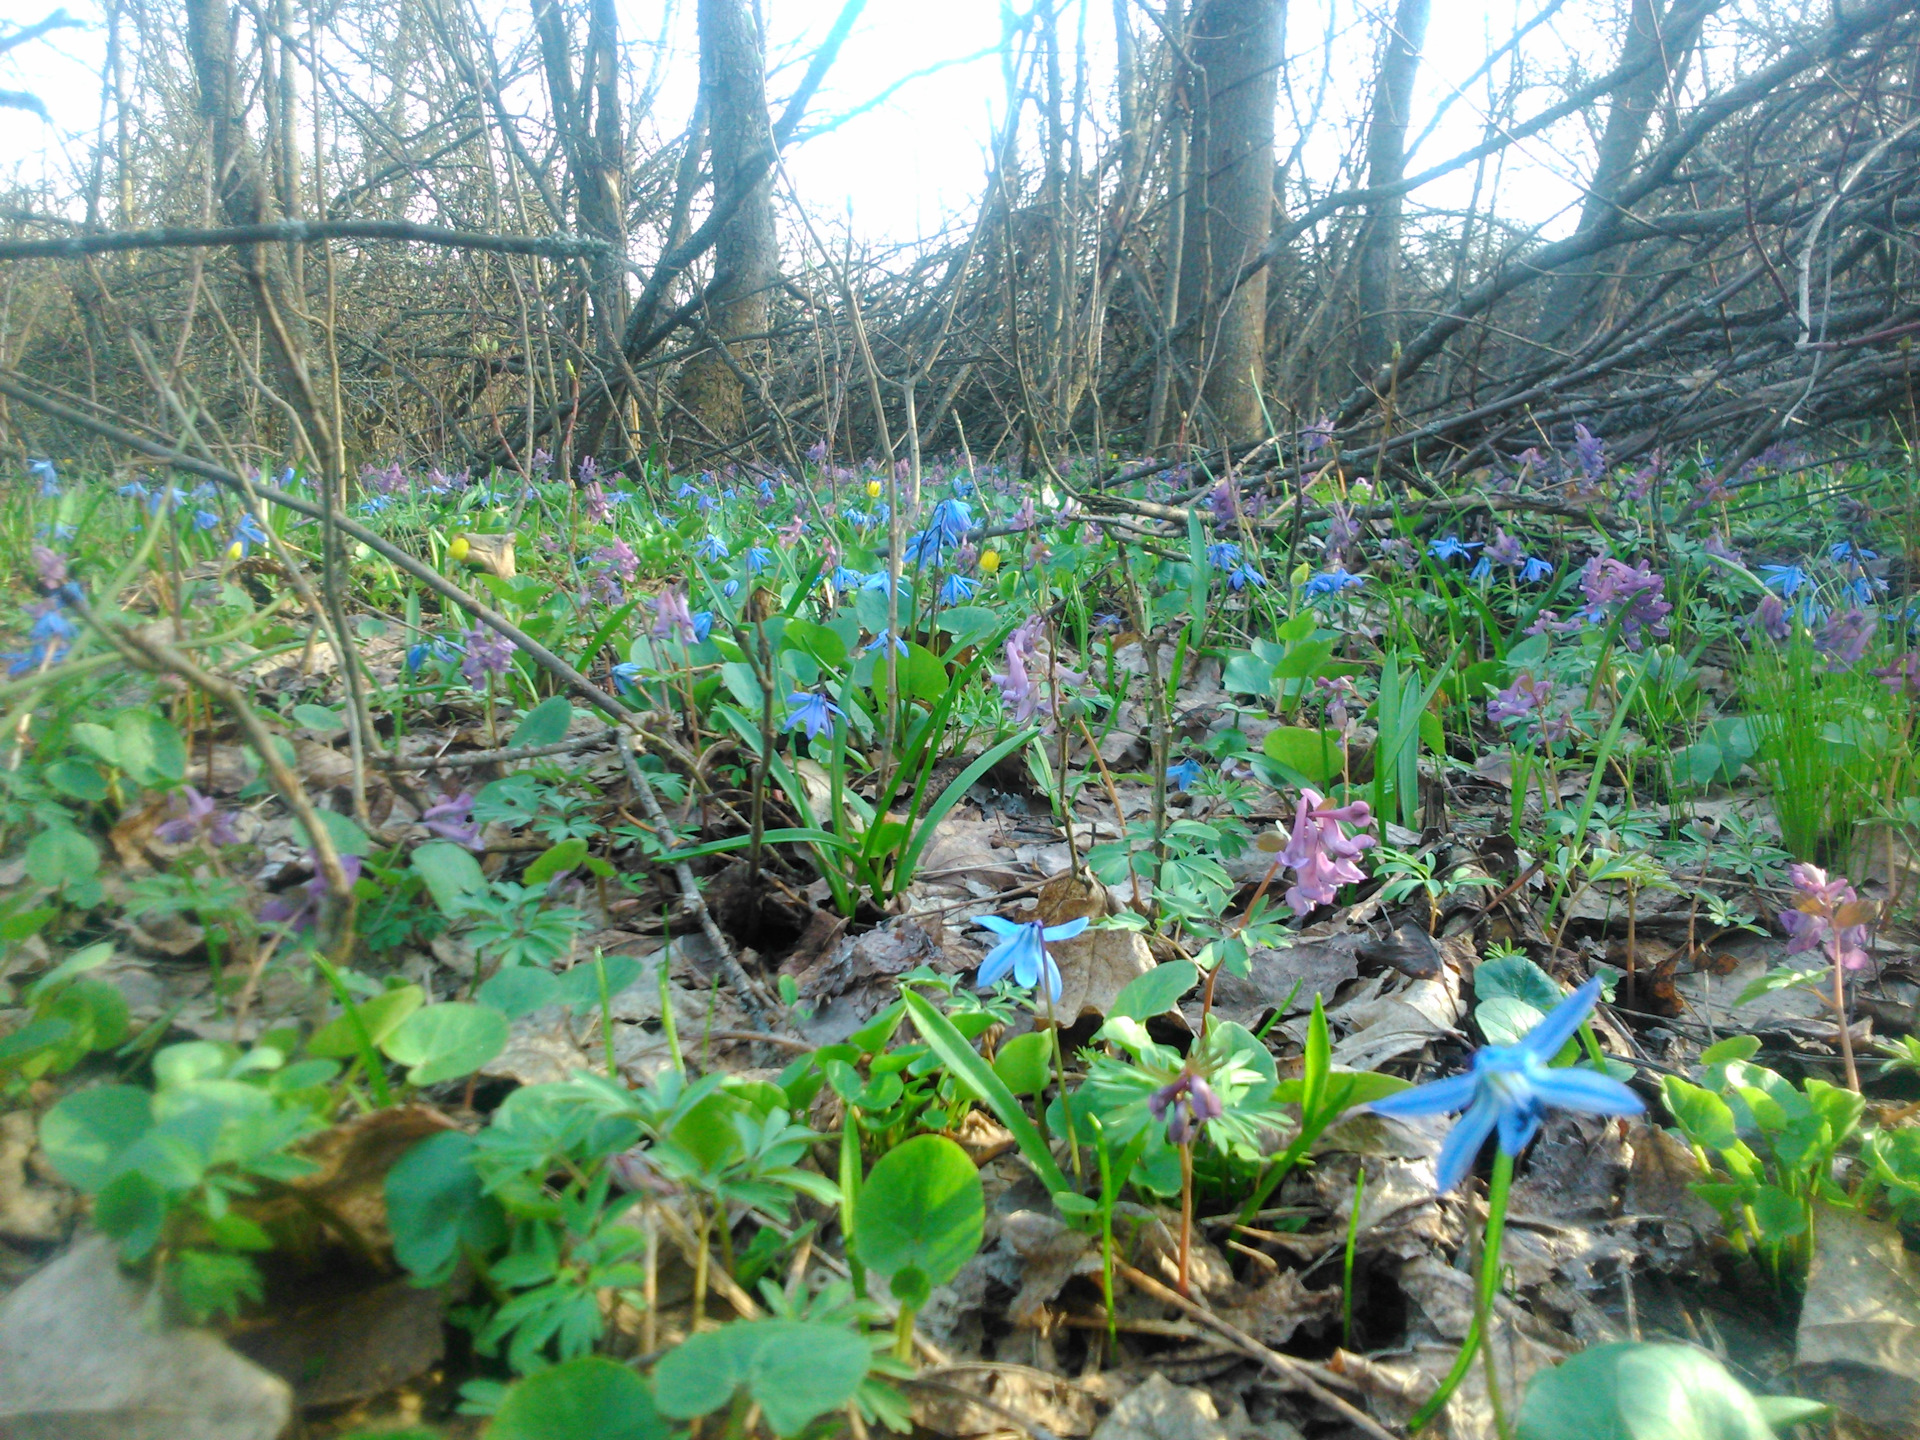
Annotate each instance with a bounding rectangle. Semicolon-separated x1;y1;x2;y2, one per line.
312;951;390;1107
1041;987;1084;1183
1411;1148;1514;1434
1342;1164;1367;1348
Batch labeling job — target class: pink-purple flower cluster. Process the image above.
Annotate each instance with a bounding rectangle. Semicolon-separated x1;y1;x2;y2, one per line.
992;617;1082;725
1780;863;1872;972
1578;556;1671;650
461;626;515;685
1277;789;1376;916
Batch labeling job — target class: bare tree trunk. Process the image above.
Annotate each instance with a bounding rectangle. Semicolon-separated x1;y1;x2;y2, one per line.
676;0;779;452
533;0;628;352
1354;0;1432;379
1176;0;1282;446
1537;0;1701;347
1146;0;1190;450
181;0;340;484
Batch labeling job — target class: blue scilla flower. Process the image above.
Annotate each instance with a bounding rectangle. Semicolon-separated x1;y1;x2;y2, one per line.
193;510;221;532
406;641;443;674
189;482;218;500
865;629;909;656
974;915;1089;1002
230;513;269;556
745;546;774;574
931;496;974;541
1427;534;1480;563
784;690;843;741
28;458;58;496
1226;563;1267;592
759;478;777;502
723;579;741;599
902;528;949;566
1166;757;1204;792
1206;541;1242;569
1366;977;1643;1192
690;611;715;643
1304;567;1364;598
675;480;699;500
1520;556;1555;584
1469;556;1492;582
118;481;149;500
1759;563;1811;597
831;566;865;591
940;575;977;605
146;485;188;514
861;570;897;594
1843;575;1883;605
695;535;730;562
358;495;393;515
611;662;644;698
1831;541;1877;564
696;495;718;514
871;502;890;524
842;508;869;527
31;609;76;644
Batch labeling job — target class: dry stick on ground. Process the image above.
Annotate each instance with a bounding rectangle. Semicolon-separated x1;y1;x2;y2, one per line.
88;612;353;920
1115;1261;1398;1440
1;374;773;1026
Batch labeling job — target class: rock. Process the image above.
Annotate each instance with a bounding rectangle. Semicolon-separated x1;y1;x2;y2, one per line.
1795;1202;1920;1434
0;1237;291;1440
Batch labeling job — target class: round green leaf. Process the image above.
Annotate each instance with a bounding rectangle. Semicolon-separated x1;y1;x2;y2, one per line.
510;695;575;750
381;1002;509;1085
1476;994;1546;1048
992;1032;1053;1096
387;1131;504;1282
308;985;425;1059
291;704;345;734
26;825;99;891
1108;960;1198;1021
854;1133;983;1290
490;1356;668;1440
477;966;561;1020
44;759;109;802
40;1085;154;1192
411;842;486;916
747;1322;873;1436
1516;1341;1811;1440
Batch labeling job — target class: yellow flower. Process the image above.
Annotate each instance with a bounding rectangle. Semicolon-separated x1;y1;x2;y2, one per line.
979;550;1001;574
866;479;883;499
449;535;471;563
226;541;244;561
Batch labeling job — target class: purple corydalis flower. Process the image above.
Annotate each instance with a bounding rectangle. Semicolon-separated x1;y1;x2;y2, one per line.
1316;675;1357;730
31;546;66;589
806;439;828;463
1484;530;1527;569
651;585;700;645
154;786;239;847
1324;500;1359;560
1874;653;1920;699
461;626;515;685
1816;608;1876;671
581;480;611;525
262;851;364;928
422;790;482;850
1149;1073;1225;1145
594;538;638;584
1752;594;1791;643
1781;863;1872;972
1572;424;1607;481
1278;789;1376;916
1579;556;1671;650
974;914;1088;1001
1703;530;1743;565
1488;672;1554;725
1368;977;1644;1192
1301;414;1335;457
1207;478;1242;523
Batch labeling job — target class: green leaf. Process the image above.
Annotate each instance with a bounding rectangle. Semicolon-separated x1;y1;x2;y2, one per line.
113;709;186;788
902;990;1070;1193
856;1134;984;1290
1221;651;1274;697
381;1003;509;1085
1516;1339;1818;1440
43;759;108;802
511;695;575;750
25;941;116;1003
1108;960;1198;1021
992;1032;1053;1096
525;838;589;885
26;825;99;892
783;618;848;669
411;842;487;916
1750;1184;1806;1242
478;966;562;1019
936;606;1000;652
1474;953;1564;1011
491;1356;669;1440
292;704;345;733
37;977;130;1070
1260;727;1343;785
70;722;118;768
40;1085;153;1192
386;1130;505;1283
653;1320;871;1437
0;1017;74;1069
314;808;370;857
307;985;425;1059
1477;994;1547;1048
1662;1076;1739;1152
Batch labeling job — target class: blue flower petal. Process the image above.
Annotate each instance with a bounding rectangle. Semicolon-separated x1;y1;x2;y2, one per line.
976;944;1017;990
1368;1072;1480;1119
973;915;1026;939
1496;1102;1542;1156
1038;949;1063;1003
1435;1094;1500;1192
1040;917;1089;942
1519;977;1603;1061
1526;1065;1645;1117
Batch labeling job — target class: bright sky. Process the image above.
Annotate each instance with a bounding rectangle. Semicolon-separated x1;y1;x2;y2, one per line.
0;0;1607;243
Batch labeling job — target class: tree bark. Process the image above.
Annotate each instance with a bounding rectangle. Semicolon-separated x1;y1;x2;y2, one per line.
1354;0;1432;380
677;0;779;453
533;0;628;349
1176;0;1282;446
1537;0;1701;347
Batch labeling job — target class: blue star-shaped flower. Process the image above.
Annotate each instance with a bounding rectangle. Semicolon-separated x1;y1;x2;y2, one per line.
931;497;974;541
1165;758;1204;792
695;535;730;562
1759;563;1810;597
1303;567;1365;598
974;915;1089;1001
784;690;844;741
940;575;977;604
1427;534;1481;563
27;458;58;497
831;566;866;592
611;662;644;698
1520;556;1555;584
229;514;269;556
744;546;774;574
1206;541;1242;569
1226;563;1267;592
903;528;949;566
1367;977;1643;1191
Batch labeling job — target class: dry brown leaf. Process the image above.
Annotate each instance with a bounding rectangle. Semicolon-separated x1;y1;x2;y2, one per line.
1794;1202;1920;1434
230;1278;444;1407
1050;924;1156;1024
1090;1373;1232;1440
